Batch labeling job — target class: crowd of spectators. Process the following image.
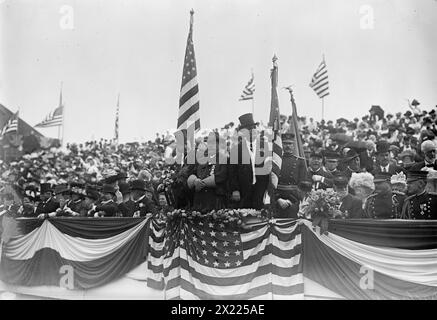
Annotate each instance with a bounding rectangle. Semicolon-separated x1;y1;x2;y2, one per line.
1;103;437;220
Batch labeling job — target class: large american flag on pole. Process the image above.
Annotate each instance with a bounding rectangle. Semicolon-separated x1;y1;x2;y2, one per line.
35;87;64;128
309;58;329;99
177;10;200;133
147;217;303;300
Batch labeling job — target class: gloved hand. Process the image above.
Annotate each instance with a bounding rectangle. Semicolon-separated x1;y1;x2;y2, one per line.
194;179;206;192
312;175;324;182
231;191;241;202
277;198;290;209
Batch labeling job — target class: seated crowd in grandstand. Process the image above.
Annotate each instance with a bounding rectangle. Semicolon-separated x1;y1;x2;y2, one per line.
1;104;437;220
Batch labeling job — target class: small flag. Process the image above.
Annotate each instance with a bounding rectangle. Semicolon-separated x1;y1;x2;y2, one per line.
309;58;329;99
35;86;64;128
177;10;200;133
114;94;120;142
0;111;19;136
239;72;255;101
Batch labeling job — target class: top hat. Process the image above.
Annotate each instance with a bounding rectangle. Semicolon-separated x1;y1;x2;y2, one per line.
54;184;70;195
40;183;53;194
130;179;146;192
406;170;428;183
373;172;392;183
237;113;259;130
375;141;391;154
281;132;295;142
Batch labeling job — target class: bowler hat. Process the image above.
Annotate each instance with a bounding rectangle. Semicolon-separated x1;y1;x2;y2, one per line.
375;141;391;154
237;113;259;130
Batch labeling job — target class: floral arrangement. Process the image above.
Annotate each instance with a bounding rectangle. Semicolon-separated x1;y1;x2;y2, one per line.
298;189;344;234
162;208;266;227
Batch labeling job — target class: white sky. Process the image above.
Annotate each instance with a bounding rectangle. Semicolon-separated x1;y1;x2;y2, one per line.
1;0;436;143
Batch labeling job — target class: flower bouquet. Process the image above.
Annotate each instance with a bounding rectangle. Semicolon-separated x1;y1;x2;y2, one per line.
298;189;344;234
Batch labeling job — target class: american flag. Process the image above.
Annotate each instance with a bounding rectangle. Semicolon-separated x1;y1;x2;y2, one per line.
147;217;304;299
114;94;120;142
177;10;200;133
268;55;282;190
35;87;64;128
0;111;19;136
239;72;255;101
309;58;329;99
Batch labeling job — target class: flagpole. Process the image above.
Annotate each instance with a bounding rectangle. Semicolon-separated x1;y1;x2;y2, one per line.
322;97;324;120
60;82;64;146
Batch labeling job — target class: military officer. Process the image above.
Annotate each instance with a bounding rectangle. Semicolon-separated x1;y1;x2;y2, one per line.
323;151;342;177
401;171;437;220
307;151;333;190
363;172;404;219
273;133;308;218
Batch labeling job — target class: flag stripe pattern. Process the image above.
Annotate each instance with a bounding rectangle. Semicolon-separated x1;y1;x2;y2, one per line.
1;111;19;136
156;218;303;300
268;57;282;189
309;59;329;98
177;11;200;132
239;73;255;101
35;106;63;128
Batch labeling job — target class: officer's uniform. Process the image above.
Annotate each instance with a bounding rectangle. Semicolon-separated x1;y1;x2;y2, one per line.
273;133;308;218
401;191;437;220
401;170;437;220
363;192;403;219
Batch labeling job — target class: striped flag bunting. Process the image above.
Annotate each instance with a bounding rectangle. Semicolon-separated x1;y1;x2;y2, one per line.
239;72;255;101
0;111;19;136
1;216;437;300
177;10;200;133
157;217;303;300
309;58;329;99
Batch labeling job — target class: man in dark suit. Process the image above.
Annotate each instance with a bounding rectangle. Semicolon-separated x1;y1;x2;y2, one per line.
35;183;60;219
409;140;437;171
129;179;158;217
372;141;405;175
229;113;267;209
333;175;365;218
307;151;334;190
323;150;342;177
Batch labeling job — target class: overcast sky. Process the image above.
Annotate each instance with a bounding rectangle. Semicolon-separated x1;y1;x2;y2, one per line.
1;0;436;143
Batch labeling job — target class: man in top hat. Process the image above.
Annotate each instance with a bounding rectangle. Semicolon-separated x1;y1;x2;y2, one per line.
35;183;60;218
372;141;405;175
307;150;333;190
273;132;308;218
363;172;404;219
229;113;268;209
401;171;437;220
129;179;158;217
88;184;120;217
333;175;365;219
409;140;437;171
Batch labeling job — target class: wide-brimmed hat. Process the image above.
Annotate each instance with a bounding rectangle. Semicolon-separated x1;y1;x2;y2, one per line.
237;113;259;130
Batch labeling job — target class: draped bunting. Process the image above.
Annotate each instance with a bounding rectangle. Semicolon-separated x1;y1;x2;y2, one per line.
1;216;436;299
